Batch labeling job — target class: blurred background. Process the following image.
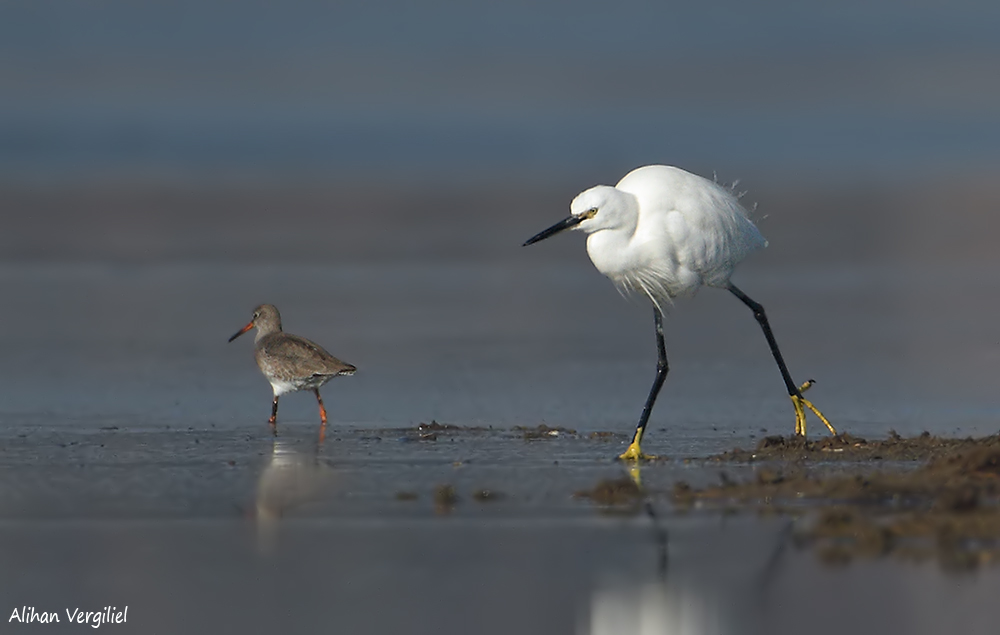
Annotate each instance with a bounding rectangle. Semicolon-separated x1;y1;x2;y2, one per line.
3;3;1000;633
3;0;999;185
1;0;999;436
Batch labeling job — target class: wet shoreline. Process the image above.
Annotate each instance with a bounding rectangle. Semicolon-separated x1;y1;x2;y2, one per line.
3;423;1000;634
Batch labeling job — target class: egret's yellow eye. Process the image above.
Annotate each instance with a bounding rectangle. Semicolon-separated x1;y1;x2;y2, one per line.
581;208;598;220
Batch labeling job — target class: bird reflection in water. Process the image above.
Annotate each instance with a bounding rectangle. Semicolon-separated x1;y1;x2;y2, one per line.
587;582;726;635
254;438;337;554
580;465;788;635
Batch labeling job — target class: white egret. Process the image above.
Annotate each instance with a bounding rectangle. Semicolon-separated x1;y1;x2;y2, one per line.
523;165;834;460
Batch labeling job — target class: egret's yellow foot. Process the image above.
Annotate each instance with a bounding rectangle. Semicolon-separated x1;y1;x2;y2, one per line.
790;380;836;436
791;394;807;436
802;396;836;434
618;439;657;462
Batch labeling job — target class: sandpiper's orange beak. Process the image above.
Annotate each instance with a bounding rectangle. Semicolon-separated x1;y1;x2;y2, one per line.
228;322;255;342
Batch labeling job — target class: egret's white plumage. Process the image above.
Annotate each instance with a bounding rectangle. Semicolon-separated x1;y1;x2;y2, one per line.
524;164;834;461
573;165;767;305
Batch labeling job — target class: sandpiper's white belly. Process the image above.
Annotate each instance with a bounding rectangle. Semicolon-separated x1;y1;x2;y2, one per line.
269;379;300;396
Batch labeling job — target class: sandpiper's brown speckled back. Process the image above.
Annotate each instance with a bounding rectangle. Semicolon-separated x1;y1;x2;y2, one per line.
249;304;355;395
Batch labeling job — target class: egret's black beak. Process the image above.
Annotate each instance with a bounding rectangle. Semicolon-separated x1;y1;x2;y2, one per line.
523;215;585;246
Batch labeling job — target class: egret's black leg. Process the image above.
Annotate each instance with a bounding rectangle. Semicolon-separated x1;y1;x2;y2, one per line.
728;283;835;436
727;284;798;396
269;396;280;435
620;306;668;460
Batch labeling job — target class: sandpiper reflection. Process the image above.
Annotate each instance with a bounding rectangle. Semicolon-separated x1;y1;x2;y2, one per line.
254;438;337;553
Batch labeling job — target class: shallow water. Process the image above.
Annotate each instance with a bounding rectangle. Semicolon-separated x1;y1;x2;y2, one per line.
1;253;998;441
3;428;1000;635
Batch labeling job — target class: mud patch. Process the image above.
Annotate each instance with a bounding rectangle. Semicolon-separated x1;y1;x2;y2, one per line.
575;476;643;507
515;424;577;440
434;484;459;514
678;433;1000;568
588;431;626;442
801;505;1000;569
395;421;491;442
709;430;994;463
418;421;462;433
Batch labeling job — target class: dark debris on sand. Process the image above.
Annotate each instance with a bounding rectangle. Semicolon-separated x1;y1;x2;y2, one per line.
574;477;643;507
433;484;459;514
472;488;505;502
588;431;627;442
515;424;577;440
677;432;1000;569
396;422;587;442
398;421;490;441
709;430;995;463
418;421;462;432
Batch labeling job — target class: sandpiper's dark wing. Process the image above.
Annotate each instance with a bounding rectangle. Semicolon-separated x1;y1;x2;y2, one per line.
256;332;356;380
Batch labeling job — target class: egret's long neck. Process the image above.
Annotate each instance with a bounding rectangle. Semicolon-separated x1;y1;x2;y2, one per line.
583;191;639;277
608;190;640;237
585;224;637;281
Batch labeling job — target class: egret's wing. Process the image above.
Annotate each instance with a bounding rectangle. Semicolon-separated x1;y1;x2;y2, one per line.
665;183;766;287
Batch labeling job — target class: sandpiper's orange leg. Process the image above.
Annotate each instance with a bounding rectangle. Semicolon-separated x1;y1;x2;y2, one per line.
314;390;328;443
269;396;279;435
314;389;328;425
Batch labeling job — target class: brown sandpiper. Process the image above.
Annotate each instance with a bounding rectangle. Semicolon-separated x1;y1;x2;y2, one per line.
229;304;356;436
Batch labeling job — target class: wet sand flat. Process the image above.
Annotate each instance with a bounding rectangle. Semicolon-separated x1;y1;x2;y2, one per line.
3;422;1000;634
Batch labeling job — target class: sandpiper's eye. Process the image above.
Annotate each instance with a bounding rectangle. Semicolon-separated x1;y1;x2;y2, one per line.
253;312;260;319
